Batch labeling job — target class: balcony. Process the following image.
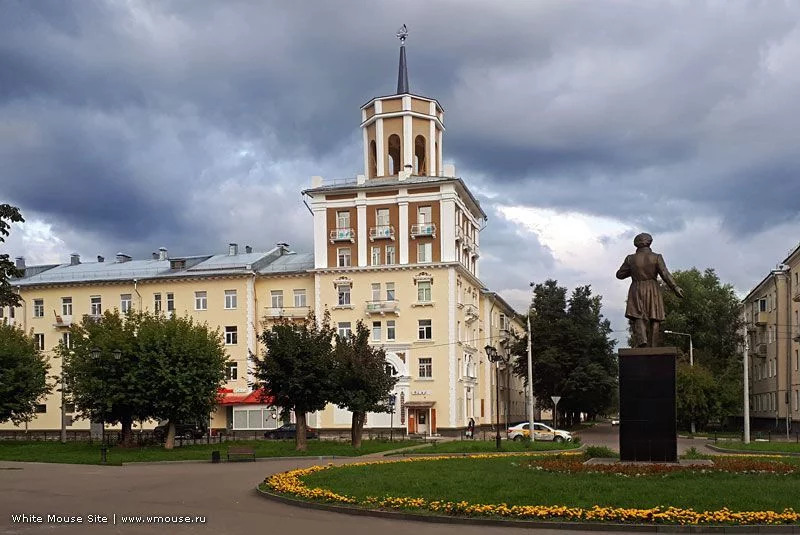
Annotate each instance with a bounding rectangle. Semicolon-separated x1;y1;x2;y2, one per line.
464;304;479;324
755;343;767;358
53;315;72;328
264;306;311;319
499;328;512;344
329;227;355;243
369;225;395;241
455;227;464;242
365;300;399;315
410;223;436;239
755;311;768;326
794;287;800;302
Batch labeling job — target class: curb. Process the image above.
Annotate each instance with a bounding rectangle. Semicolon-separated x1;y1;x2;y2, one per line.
122;455;343;466
396;446;582;458
255;486;800;533
705;445;800;457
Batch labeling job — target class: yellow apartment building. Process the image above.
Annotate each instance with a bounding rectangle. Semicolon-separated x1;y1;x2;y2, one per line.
742;242;800;433
1;37;527;437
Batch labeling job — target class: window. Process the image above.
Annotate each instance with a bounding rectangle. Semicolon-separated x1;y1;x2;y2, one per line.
418;319;432;340
35;404;47;414
166;293;175;312
387;320;396;341
372;321;381;341
795;390;799;412
371;283;381;302
371;247;381;266
90;296;102;316
65;403;75;414
225;290;237;309
385;246;396;265
418;206;432;224
225;326;238;345
418;242;432;264
195;291;207;310
337;248;351;267
418;358;432;378
226;362;238;381
120;294;132;313
759;298;767;312
795;349;799;371
336;210;350;229
338;322;352;338
293;289;307;307
385;363;398;376
337;285;350;306
33;299;44;318
271;290;283;308
9;306;13;319
61;332;71;349
154;293;162;313
376;208;390;227
34;333;45;350
417;281;432;302
386;282;395;301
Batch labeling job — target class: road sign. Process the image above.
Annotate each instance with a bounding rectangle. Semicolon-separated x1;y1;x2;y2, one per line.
551;396;561;406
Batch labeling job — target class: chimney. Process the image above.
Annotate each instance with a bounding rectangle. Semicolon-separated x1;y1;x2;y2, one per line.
116;252;131;263
158;247;168;261
245;245;252;254
70;253;81;266
276;242;289;255
15;257;25;269
228;243;238;256
152;252;158;260
97;255;105;263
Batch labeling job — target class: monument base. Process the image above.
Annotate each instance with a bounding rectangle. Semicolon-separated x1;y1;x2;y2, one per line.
618;347;677;462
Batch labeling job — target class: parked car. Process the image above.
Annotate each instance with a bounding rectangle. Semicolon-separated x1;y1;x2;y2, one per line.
507;422;572;442
153;420;208;442
611;418;620;426
263;423;318;440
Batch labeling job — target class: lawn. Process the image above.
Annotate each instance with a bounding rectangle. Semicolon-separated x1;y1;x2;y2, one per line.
413;439;579;454
0;439;419;465
300;455;800;513
712;441;800;453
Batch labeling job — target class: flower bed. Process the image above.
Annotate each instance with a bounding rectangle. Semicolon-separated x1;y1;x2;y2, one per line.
262;453;800;526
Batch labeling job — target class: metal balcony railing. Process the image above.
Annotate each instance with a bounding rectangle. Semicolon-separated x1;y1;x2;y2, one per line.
755;312;768;326
365;300;399;315
755;343;767;357
329;228;355;243
264;306;311;319
53;315;72;328
369;225;395;241
410;223;436;239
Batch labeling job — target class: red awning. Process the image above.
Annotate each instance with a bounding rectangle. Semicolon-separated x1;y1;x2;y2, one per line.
217;388;273;406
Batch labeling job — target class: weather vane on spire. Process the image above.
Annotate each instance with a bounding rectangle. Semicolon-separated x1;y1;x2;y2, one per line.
396;24;408;45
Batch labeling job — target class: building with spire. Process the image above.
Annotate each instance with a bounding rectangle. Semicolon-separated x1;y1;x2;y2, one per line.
1;29;526;437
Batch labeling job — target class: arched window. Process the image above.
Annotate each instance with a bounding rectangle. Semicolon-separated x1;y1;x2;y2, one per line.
385;363;398;376
414;135;426;175
388;134;401;175
369;140;377;178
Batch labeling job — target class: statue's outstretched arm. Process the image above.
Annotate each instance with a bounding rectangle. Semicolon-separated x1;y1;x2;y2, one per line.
657;254;683;297
616;257;631;280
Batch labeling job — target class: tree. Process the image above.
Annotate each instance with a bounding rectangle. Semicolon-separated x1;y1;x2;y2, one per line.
0;323;51;424
253;313;335;451
676;362;718;430
662;268;743;426
62;310;150;447
0;204;25;308
512;280;617;426
135;313;227;449
331;321;397;448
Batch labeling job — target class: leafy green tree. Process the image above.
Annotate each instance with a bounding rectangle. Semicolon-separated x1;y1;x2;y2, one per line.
662;268;743;426
512;280;617;426
135;313;227;449
331;321;397;448
676;362;718;430
0;204;25;308
0;323;51;424
253;312;335;451
62;310;150;447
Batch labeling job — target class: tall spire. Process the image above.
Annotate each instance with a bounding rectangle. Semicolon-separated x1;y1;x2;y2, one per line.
396;24;409;94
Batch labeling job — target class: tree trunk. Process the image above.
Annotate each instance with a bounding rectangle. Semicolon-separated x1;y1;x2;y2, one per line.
164;421;176;450
120;415;134;448
351;411;365;449
295;412;307;452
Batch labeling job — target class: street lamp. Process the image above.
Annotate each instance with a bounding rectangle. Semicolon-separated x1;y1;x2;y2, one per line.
485;344;508;450
663;330;694;433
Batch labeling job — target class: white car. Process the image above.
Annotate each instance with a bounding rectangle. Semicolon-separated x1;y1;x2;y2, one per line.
507;422;572;442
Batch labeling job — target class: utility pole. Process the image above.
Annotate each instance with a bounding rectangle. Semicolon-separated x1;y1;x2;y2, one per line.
743;328;750;444
526;282;535;441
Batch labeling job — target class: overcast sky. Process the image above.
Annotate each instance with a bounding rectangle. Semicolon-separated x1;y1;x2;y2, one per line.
3;1;800;339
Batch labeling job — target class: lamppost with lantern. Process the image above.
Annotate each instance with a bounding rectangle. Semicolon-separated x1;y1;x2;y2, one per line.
484;344;508;450
663;330;695;433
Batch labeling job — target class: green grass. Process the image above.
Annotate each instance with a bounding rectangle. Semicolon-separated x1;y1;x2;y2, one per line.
0;439;419;465
712;441;800;453
416;439;579;454
301;455;800;513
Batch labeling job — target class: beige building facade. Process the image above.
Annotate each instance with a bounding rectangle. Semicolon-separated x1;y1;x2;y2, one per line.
1;41;527;436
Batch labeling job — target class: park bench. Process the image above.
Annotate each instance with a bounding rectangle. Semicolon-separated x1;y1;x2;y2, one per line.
227;447;256;462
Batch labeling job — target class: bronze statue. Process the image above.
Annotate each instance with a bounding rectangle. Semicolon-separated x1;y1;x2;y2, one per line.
616;233;683;347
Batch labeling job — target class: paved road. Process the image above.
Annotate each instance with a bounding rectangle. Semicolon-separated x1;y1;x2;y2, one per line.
1;428;712;535
576;421;714;455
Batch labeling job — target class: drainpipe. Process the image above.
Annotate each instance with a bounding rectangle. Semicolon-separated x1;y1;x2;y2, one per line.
17;286;26;331
133;279;142;310
784;270;792;437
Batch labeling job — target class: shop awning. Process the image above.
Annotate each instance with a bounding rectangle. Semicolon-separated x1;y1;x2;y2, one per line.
403;401;436;408
217;388;273;406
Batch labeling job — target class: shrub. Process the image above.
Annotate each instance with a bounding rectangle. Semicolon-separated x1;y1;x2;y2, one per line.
584;445;617;459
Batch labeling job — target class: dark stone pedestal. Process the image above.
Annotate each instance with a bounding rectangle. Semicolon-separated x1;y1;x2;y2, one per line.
619;347;677;462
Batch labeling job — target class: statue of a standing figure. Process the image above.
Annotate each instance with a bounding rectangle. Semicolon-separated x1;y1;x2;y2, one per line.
616;233;683;347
